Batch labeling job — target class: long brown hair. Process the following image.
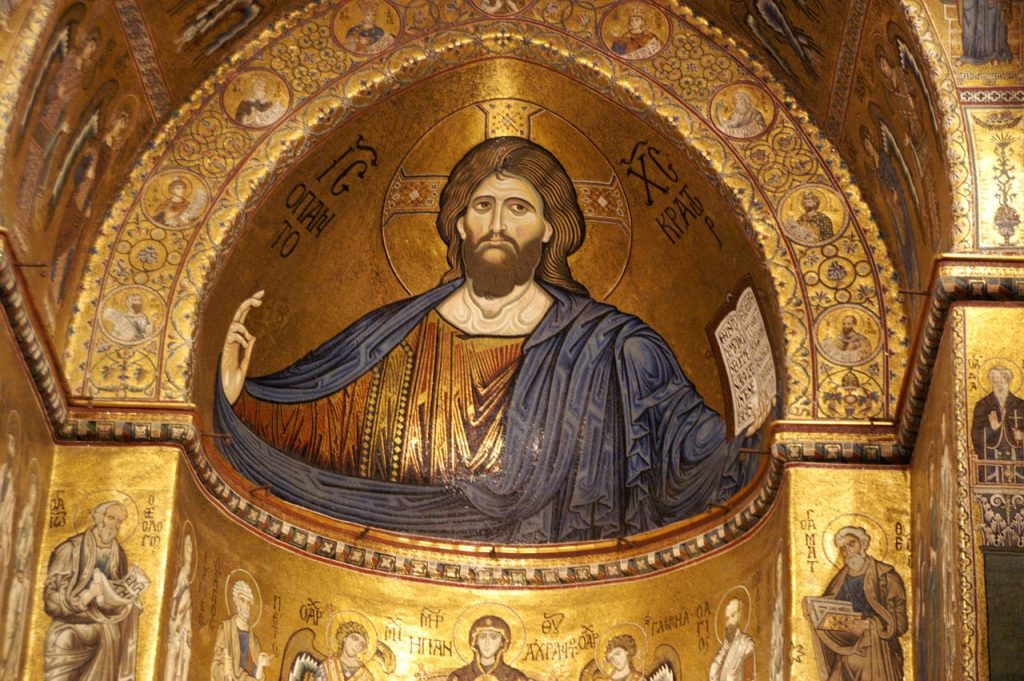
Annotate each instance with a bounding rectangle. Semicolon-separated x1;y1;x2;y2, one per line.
436;137;588;296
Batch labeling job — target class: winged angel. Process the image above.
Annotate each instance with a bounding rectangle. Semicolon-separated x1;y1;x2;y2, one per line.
283;610;396;681
578;634;678;681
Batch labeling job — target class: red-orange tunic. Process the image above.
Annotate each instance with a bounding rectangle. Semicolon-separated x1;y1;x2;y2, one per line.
233;312;525;485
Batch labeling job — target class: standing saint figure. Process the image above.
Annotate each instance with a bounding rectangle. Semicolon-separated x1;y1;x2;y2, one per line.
709;598;754;681
51;107;131;302
971;365;1024;483
447;615;528;681
959;0;1013;65
807;527;907;681
43;500;148;681
0;471;36;681
16;28;101;233
162;533;194;681
0;432;15;592
216;136;771;543
211;579;272;681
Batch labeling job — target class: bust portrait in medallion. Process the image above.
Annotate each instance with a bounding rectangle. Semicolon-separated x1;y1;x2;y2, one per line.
215;136;771;543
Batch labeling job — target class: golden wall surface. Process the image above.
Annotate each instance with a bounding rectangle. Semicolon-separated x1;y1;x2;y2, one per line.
786;465;912;681
2;0;1024;679
910;317;958;680
0;304;54;680
23;445;179;680
149;461;789;681
949;303;1024;680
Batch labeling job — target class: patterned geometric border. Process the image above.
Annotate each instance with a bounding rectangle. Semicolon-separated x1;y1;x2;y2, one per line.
951;307;979;680
897;259;1024;452
959;89;1024;105
110;0;172;119
0;0;57;256
900;0;976;251
823;0;868;138
62;1;907;422
7;233;1023;586
0;236;67;432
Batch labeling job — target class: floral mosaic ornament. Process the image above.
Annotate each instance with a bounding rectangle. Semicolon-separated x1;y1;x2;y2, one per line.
64;1;907;423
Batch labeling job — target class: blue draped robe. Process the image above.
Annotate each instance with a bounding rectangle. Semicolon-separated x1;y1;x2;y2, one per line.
960;0;1012;64
214;281;759;543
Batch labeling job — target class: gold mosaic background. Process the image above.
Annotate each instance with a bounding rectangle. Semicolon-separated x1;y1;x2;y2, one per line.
1;0;1023;678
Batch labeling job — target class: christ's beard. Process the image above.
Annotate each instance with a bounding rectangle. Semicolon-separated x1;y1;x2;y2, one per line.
845;553;866;573
463;233;544;298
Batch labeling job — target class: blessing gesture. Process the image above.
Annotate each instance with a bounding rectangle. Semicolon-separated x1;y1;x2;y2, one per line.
220;291;263;404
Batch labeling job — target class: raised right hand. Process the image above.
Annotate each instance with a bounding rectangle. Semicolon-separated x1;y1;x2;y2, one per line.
220;291;263;404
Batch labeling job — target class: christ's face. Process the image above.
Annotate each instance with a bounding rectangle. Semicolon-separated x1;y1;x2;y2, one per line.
606;647;630;672
474;630;505;660
458;173;552;298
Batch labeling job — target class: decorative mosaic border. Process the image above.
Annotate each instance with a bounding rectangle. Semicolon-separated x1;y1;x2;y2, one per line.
775;433;902;464
111;0;172;119
900;0;976;252
63;1;907;422
824;0;869;138
959;89;1024;105
186;441;787;586
0;235;67;433
897;261;1024;451
951;307;979;680
0;0;57;256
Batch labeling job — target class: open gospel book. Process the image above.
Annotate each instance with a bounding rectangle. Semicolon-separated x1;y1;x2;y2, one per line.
803;596;861;633
707;278;777;438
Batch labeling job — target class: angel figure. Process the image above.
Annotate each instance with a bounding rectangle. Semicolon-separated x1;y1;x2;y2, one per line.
284;610;395;681
579;632;678;681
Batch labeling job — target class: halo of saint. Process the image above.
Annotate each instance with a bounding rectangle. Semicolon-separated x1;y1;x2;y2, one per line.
453;603;527;665
72;489;140;541
594;622;649;681
713;585;752;644
821;513;889;569
223;568;263;626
